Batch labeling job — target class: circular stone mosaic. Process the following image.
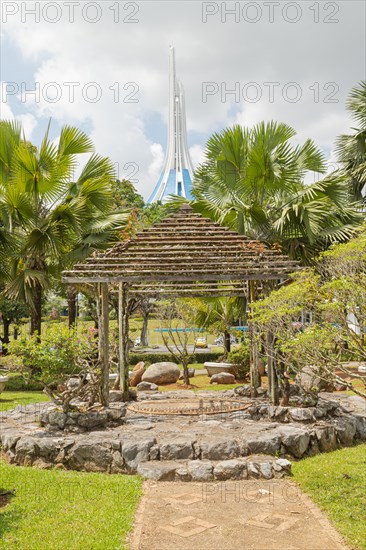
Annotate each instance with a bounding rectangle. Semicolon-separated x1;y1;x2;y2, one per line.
127;398;252;416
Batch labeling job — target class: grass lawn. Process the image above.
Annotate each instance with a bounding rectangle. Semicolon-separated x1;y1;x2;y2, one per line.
292;445;366;550
159;372;242;392
0;391;49;413
0;461;142;550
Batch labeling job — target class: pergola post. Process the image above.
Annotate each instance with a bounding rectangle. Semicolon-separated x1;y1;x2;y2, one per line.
100;282;110;406
248;280;261;396
267;331;279;405
118;281;130;401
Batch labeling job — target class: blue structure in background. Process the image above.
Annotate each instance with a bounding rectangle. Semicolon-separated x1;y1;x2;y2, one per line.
148;47;194;203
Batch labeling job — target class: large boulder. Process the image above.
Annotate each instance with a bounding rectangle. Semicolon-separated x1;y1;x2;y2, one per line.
210;372;236;385
142;362;180;385
130;362;145;387
296;366;332;393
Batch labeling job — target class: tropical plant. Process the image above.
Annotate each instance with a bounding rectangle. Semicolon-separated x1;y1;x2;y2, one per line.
336;81;366;204
194;296;246;356
172;122;363;263
251;227;366;400
0;120;128;336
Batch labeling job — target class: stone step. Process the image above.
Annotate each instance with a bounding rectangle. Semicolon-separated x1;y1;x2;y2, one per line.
136;456;292;482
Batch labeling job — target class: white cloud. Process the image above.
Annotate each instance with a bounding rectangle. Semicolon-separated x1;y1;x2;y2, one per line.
2;1;364;198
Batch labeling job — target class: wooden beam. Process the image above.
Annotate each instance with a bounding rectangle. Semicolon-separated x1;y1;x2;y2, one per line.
267;331;279;405
100;282;109;406
248;280;261;396
118;281;130;401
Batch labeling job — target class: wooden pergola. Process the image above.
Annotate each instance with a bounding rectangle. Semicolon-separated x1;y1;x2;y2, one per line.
62;204;298;404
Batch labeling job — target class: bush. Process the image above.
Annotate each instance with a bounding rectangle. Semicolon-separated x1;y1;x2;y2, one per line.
227;343;250;380
129;351;223;365
4;375;44;391
9;325;94;385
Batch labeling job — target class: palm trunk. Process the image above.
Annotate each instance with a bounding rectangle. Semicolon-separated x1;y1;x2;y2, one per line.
224;330;231;356
2;319;10;355
30;282;42;340
68;286;77;328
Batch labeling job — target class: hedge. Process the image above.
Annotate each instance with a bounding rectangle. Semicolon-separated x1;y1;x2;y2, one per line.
129;351;223;365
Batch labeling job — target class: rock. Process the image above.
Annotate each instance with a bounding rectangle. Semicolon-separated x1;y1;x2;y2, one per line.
37;438;60;462
15;437;38;465
66;377;80;390
256;387;268;397
136;381;159;391
278;426;311;458
106;406;126;424
142;362;180;385
109;391;124;403
77;411;108;430
210;373;236;385
48;410;67;430
214;459;247;480
200;438;240;460
68;440;112;472
334;383;347;392
288;408;315;423
187;460;214;481
296;366;330;393
122;438;156;471
234;385;251;397
133;361;145;372
130;365;145;387
247;462;260;478
137;461;178;481
275;458;292;472
335;416;357;446
315;425;337;452
257;461;273;479
179;368;195;380
354;414;366;439
267;406;289;422
1;432;20;451
111;450;125;473
160;439;194;460
176;467;191;481
246;434;281;456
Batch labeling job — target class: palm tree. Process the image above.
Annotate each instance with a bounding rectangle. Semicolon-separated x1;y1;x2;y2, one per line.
336;81;366;204
177;122;363;263
194;297;245;356
0;120;127;336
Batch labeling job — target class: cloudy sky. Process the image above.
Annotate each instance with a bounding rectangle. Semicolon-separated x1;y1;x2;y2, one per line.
1;0;365;198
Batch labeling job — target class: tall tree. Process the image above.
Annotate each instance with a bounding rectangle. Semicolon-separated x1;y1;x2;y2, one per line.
174;122;363;263
336;81;366;204
0;120;127;336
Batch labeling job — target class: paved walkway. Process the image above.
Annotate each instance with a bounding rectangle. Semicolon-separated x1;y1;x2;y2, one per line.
130;480;347;550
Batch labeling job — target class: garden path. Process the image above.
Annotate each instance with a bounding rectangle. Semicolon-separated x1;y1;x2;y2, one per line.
129;479;347;550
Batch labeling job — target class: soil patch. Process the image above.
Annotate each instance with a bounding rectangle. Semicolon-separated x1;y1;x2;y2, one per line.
0;491;12;509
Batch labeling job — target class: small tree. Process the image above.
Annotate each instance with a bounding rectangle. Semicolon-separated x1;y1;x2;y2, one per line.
194;297;245;357
9;325;100;412
158;300;197;386
0;295;28;354
251;228;366;401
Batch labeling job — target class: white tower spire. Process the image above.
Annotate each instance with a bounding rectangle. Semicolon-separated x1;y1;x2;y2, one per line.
148;46;194;203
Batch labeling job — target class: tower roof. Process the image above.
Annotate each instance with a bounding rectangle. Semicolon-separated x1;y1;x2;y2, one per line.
148;47;194;203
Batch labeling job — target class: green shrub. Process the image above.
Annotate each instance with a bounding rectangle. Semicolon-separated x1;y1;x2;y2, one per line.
227;343;250;380
4;375;44;391
9;325;94;385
